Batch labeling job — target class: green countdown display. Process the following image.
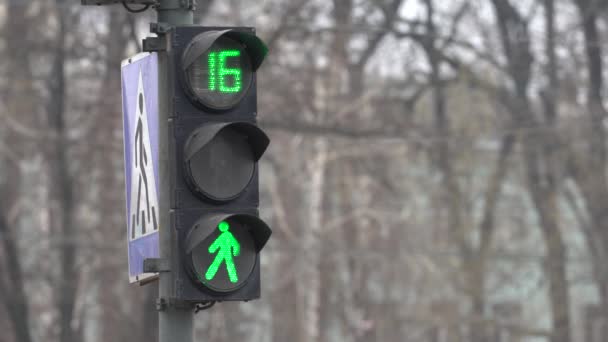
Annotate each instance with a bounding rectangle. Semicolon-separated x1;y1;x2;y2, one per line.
183;35;253;110
208;50;242;93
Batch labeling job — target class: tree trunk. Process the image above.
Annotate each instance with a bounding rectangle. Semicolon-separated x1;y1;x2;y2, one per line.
0;214;32;342
470;134;515;342
296;138;328;342
571;0;608;327
0;1;35;342
490;1;572;341
419;1;472;340
48;2;77;341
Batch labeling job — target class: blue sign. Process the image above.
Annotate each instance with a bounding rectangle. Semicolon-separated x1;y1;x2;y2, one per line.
121;53;160;283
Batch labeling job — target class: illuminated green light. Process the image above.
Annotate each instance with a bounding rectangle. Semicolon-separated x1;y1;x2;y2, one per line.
207;50;242;94
208;52;217;91
205;221;241;283
218;50;241;93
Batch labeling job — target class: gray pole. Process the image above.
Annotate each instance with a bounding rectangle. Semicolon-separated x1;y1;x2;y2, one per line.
156;1;194;342
157;0;194;25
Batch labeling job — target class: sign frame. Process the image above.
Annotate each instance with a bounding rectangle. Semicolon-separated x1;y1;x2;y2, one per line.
121;52;161;284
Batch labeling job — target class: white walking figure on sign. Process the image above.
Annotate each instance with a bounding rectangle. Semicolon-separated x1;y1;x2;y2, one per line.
129;69;159;240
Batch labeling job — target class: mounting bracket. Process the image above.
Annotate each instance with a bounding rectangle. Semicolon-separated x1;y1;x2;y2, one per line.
81;0;157;6
156;297;195;311
143;258;171;273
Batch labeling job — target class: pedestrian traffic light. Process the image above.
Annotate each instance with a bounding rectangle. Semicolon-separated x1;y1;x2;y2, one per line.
184;215;270;294
160;26;271;302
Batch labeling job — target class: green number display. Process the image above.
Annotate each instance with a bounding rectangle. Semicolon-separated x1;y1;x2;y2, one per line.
208;50;242;93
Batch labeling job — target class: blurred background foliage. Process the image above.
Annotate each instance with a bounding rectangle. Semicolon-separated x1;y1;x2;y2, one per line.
0;0;608;342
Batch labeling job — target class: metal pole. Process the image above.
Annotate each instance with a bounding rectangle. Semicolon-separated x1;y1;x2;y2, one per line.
156;1;194;342
157;0;194;25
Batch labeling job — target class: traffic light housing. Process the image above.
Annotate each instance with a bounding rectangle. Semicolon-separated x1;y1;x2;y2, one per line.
165;26;271;302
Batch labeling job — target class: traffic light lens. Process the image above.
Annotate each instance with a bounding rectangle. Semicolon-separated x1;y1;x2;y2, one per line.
186;36;253;110
190;220;257;292
186;127;256;201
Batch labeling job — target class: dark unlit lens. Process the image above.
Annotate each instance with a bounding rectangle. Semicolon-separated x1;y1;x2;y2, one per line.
187;128;255;200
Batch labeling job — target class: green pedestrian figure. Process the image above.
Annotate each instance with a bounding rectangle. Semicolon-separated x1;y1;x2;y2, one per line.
205;221;241;283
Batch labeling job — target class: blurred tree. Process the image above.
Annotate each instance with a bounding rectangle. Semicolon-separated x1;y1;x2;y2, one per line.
0;1;36;342
489;1;570;342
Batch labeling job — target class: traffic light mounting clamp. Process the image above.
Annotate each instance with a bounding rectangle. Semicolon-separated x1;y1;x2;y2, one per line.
143;36;167;52
143;258;171;273
151;22;172;34
155;298;215;312
81;0;196;11
81;0;157;5
156;297;195;311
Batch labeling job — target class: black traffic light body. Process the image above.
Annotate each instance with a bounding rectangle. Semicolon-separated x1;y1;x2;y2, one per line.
165;26;271;302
